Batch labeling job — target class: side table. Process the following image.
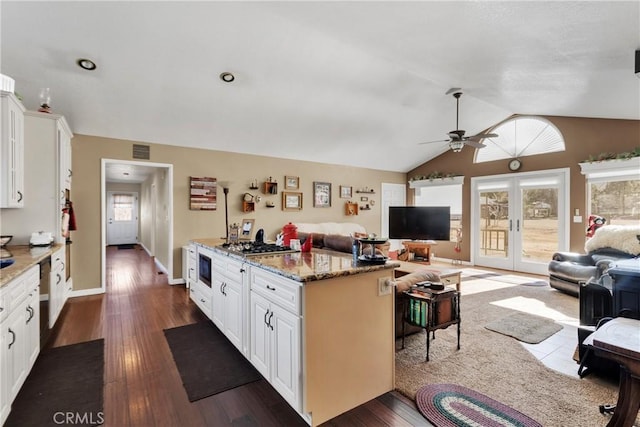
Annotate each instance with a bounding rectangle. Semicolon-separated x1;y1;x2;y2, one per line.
401;285;461;361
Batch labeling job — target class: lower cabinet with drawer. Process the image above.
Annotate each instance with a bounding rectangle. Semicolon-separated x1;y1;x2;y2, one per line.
0;264;41;426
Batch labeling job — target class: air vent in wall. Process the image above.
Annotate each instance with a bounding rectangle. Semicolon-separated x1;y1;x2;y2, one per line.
132;144;150;160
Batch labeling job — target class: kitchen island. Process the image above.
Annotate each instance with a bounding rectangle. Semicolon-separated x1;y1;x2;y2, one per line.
190;238;399;426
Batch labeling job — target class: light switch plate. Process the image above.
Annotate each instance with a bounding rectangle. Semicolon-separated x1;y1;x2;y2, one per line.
378;277;392;296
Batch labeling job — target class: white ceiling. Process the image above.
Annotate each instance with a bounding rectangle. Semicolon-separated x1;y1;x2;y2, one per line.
2;1;639;175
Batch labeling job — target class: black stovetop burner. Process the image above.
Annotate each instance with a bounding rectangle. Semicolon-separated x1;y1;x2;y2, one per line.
220;242;298;256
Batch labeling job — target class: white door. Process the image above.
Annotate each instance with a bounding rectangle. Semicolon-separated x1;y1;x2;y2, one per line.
106;192;139;245
211;276;225;331
224;280;243;352
250;292;271;378
270;304;300;410
381;183;407;251
471;169;569;275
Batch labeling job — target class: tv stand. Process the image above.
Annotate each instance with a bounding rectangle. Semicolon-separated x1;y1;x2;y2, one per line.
400;241;435;265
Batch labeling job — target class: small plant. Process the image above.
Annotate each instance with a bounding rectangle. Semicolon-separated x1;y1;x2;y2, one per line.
585;147;640;163
409;171;461;182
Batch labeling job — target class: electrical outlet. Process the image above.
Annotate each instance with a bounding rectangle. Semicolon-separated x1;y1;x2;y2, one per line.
378;276;392;296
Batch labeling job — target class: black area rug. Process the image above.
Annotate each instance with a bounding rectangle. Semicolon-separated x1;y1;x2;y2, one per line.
5;339;104;427
163;321;262;402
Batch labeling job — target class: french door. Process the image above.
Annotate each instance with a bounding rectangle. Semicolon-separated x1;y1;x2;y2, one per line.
471;169;569;275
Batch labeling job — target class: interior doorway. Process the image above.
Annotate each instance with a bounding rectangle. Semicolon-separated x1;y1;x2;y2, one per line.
471;168;569;275
100;159;174;291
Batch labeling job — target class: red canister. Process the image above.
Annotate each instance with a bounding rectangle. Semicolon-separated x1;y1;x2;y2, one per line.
282;222;298;246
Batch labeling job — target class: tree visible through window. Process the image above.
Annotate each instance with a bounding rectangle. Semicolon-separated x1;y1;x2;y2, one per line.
589;180;640;226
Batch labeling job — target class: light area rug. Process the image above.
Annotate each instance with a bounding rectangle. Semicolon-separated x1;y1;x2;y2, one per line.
485;311;563;344
394;271;640;427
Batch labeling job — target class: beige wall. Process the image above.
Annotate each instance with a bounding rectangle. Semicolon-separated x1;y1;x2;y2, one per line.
71;135;406;290
408;116;640;261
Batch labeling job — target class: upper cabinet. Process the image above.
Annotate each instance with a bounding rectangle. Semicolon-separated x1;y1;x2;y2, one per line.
0;91;26;208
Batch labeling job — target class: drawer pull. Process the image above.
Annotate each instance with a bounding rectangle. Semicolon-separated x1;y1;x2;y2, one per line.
266;285;276;291
200;298;205;303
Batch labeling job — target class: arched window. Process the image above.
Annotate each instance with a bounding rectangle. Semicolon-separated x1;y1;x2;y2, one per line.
474;116;565;163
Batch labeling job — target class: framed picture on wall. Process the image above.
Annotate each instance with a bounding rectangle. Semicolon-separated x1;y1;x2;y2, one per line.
313;182;331;207
189;177;217;210
285;176;300;190
340;185;352;199
282;192;303;211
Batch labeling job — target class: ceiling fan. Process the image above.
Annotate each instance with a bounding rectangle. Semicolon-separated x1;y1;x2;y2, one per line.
420;88;498;152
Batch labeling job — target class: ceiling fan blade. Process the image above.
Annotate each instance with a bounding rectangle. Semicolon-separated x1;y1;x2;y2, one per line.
463;140;486;148
468;132;499;141
419;138;450;145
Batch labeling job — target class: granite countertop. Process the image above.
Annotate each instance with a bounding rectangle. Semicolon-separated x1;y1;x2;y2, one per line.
191;238;399;283
0;244;64;288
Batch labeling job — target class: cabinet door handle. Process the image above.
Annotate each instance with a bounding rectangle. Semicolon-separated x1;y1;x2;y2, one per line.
268;312;274;330
264;309;270;327
26;306;34;323
266;285;276;291
222;283;227;296
240;267;246;273
8;328;15;349
200;298;205;303
17;191;23;203
68;169;72;178
516;219;520;232
57;274;62;285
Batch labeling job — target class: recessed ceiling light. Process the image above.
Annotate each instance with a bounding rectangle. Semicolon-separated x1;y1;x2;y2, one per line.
220;72;235;83
77;58;97;71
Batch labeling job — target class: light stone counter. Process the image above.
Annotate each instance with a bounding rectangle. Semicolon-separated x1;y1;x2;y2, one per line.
0;244;64;288
191;238;399;282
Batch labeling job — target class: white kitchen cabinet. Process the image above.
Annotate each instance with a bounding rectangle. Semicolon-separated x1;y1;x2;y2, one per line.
0;91;25;208
49;246;67;328
182;245;196;289
211;254;246;353
249;268;301;411
0;110;73;245
0;264;40;426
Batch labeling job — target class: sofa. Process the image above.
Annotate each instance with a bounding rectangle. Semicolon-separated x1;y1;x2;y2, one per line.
287;222;430;337
548;225;639;297
291;222;390;256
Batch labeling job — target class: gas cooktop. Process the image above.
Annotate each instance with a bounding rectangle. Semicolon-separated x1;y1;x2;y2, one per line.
220;242;299;256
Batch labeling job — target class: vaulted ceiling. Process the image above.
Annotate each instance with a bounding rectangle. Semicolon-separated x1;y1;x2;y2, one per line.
2;1;639;174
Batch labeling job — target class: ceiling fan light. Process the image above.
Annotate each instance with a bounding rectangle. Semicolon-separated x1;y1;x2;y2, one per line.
450;141;464;152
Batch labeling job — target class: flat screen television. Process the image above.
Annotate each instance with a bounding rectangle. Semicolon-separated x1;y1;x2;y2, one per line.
388;206;451;241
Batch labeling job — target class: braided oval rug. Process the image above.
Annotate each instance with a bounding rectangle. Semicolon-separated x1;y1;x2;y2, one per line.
416;383;542;427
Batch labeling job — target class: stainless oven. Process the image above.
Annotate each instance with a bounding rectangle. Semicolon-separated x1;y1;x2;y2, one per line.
197;247;213;288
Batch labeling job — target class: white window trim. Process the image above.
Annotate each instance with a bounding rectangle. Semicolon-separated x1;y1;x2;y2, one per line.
579;157;640;180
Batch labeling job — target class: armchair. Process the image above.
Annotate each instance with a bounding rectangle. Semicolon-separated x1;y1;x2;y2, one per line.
548;224;639;297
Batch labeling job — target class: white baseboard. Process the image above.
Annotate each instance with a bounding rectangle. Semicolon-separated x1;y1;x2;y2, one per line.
68;287;105;298
169;278;186;285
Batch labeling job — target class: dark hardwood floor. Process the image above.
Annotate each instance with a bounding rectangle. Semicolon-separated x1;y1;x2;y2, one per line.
44;245;429;426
